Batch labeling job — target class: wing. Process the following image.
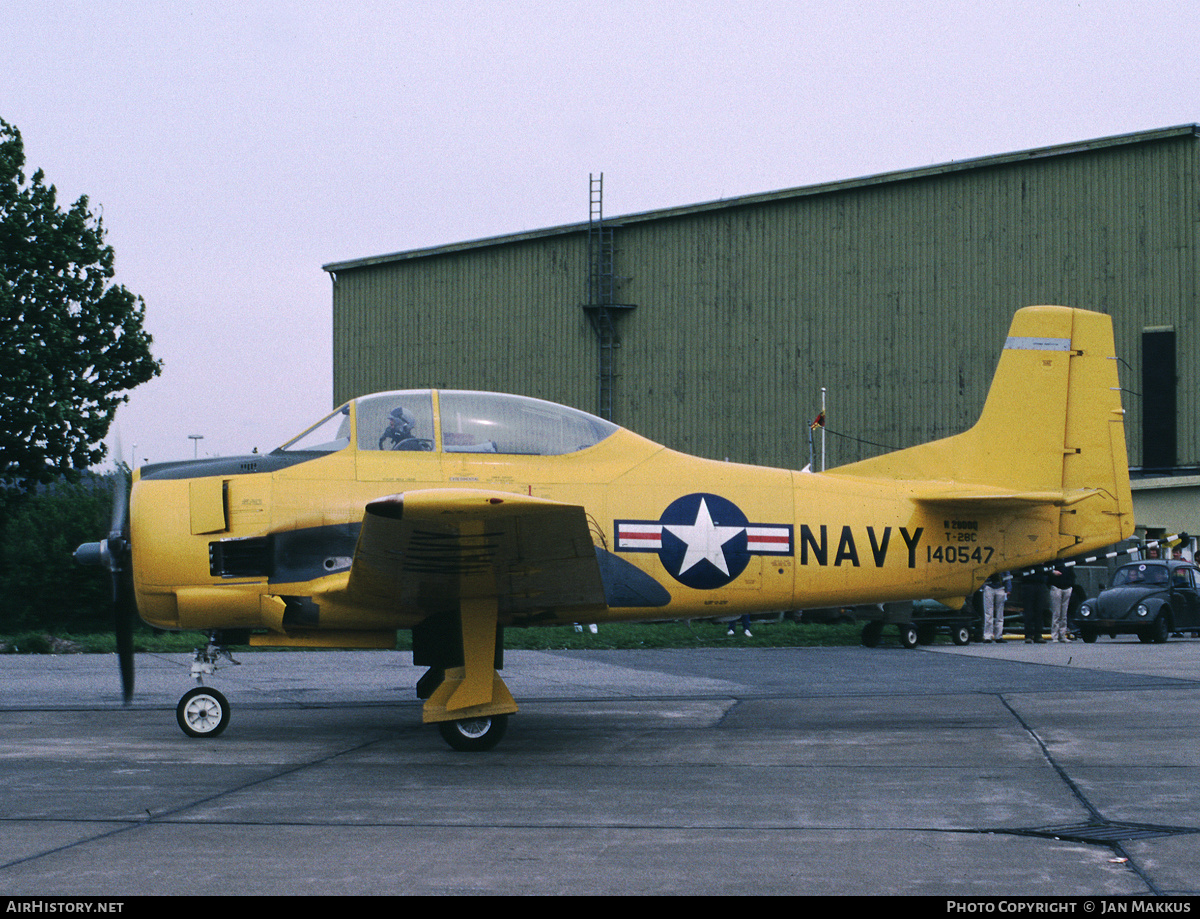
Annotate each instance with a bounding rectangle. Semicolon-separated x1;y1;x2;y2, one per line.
346;488;608;621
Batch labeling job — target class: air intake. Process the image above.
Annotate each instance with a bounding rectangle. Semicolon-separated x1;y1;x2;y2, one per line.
209;536;273;578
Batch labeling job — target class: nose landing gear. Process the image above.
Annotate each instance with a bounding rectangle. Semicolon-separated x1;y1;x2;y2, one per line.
176;637;238;738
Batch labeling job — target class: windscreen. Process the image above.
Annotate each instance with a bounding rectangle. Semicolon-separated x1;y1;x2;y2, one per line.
276;405;351;453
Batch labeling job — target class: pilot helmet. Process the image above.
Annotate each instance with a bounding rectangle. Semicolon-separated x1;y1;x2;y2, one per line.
387;406;415;439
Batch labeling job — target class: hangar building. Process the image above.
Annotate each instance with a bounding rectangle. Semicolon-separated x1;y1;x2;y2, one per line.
323;125;1200;545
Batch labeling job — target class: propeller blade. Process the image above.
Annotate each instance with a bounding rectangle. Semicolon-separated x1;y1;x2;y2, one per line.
108;424;129;541
109;471;128;543
75;466;136;704
114;562;136;704
111;465;135;704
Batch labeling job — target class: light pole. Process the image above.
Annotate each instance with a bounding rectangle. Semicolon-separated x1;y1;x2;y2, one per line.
188;434;204;459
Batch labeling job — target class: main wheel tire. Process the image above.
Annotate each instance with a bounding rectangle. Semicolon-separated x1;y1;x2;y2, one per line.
176;687;230;738
437;714;508;752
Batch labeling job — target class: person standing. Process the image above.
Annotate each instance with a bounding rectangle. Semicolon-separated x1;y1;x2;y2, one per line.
1048;565;1076;642
1020;568;1049;644
727;614;752;638
982;571;1008;642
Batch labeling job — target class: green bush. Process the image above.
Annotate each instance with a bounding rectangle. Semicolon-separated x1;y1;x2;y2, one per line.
0;631;52;653
0;475;118;632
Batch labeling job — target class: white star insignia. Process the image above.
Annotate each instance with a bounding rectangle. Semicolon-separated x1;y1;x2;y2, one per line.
663;498;745;576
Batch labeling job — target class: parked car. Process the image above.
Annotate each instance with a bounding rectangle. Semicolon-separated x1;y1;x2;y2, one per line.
1075;560;1200;643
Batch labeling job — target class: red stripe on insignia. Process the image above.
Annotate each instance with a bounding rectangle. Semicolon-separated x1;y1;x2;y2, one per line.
746;526;792;553
618;523;662;548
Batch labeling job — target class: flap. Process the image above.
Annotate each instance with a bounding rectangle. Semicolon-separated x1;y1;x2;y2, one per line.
347;488;608;618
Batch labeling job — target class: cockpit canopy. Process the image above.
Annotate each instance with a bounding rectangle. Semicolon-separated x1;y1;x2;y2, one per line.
276;390;620;457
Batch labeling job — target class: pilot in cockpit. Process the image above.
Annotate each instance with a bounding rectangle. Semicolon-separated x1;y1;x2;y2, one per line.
378;406;432;451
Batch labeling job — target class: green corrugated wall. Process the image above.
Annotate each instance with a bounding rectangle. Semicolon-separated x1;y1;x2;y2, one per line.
329;128;1200;472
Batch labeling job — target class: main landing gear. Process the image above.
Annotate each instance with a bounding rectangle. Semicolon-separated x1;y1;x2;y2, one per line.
437;714;509;752
415;600;518;752
175;638;238;738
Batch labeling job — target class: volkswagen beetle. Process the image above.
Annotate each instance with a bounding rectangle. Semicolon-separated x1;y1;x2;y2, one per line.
1076;560;1200;643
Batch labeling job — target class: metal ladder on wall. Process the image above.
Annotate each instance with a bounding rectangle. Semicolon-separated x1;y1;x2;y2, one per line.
585;173;630;421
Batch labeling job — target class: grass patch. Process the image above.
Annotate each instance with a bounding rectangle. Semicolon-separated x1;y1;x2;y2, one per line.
490;619;865;650
0;629;212;654
0;617;872;653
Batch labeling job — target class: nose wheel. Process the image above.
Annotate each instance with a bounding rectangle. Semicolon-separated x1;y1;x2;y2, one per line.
176;686;231;738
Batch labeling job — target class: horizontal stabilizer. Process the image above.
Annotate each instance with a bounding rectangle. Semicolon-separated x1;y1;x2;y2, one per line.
913;487;1106;511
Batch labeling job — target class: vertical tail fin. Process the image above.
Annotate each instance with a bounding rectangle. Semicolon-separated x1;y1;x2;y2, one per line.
830;306;1134;556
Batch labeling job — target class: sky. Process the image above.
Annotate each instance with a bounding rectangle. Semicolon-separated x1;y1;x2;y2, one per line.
3;0;1199;467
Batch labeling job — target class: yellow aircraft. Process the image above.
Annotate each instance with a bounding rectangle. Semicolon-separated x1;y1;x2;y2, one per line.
77;305;1133;750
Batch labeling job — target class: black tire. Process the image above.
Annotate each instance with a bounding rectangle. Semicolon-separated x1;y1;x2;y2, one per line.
1080;626;1098;643
861;621;884;648
899;623;920;649
176;687;230;738
952;624;971;646
437;714;508;752
1150;614;1170;644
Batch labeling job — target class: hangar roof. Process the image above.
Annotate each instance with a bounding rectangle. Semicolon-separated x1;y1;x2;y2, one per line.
322;124;1200;275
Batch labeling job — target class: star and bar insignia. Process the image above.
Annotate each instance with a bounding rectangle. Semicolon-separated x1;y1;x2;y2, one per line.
615;493;793;589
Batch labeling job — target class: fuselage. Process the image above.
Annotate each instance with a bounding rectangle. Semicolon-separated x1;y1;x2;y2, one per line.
129;389;1066;638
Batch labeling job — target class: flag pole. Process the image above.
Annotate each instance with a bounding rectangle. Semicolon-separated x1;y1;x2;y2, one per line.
808;397;826;472
820;387;826;471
